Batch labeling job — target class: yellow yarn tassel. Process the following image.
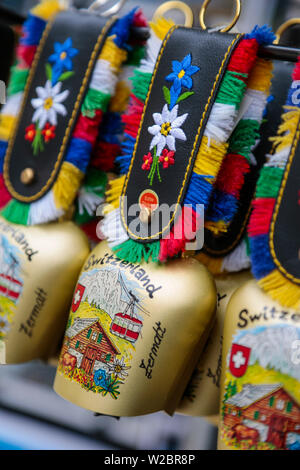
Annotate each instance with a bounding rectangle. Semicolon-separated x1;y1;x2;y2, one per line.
104;175;126;214
100;37;128;73
247;58;273;93
32;0;63;20
150;17;175;41
110;80;131;114
205;220;229;235
53;162;83;211
270;107;300;153
195;252;224;275
0;115;16;141
259;270;300;310
193;136;229;181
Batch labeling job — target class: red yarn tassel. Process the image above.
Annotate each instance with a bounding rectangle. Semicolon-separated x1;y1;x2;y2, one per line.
215;154;250;197
0;176;12;209
122;94;144;138
293;56;300;80
227;38;259;76
159;207;202;262
73;110;103;144
91;141;120;172
248;198;276;237
17;45;37;68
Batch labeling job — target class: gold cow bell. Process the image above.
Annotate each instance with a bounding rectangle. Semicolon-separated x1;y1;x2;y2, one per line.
178;271;252;418
0;217;90;364
218;280;300;451
54;241;217;417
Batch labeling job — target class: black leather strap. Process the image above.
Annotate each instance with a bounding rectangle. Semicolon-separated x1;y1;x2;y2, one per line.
121;27;242;243
4;10;116;202
272;119;300;282
203;59;294;257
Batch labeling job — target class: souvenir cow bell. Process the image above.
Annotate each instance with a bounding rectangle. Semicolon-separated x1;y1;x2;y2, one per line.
54;241;216;417
0;217;89;364
178;270;252;417
218;280;300;451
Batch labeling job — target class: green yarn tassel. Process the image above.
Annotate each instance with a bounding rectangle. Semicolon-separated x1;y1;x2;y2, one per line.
255;167;284;199
216;71;247;108
1;200;30;225
8;68;29;96
126;46;145;67
113;239;160;264
229;120;260;159
81;89;111;117
131;70;152;102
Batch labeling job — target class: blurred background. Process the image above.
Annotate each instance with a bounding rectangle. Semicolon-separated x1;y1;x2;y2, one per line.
0;0;299;451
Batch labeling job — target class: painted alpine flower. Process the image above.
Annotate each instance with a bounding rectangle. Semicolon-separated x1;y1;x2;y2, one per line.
0;315;10;336
144;54;199;185
107;356;130;380
25;37;78;156
49;37;78;84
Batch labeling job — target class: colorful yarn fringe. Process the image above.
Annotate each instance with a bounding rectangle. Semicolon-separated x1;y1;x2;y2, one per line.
101;20;275;264
0;2;139;226
248;57;300;309
196;57;274;275
75;12;147;242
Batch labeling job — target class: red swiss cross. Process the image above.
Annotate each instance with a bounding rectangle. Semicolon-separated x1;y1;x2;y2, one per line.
71;283;85;313
229;343;251;378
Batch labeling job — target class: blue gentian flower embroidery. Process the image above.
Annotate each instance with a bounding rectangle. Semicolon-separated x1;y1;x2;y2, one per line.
166;54;200;108
49;37;79;85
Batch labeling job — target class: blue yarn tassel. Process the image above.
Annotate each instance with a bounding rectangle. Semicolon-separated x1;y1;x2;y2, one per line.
65;137;92;173
116;135;136;174
245;24;276;46
0;141;8;173
20;14;46;46
250;234;276;279
184;174;213;212
208;191;238;223
111;9;137;48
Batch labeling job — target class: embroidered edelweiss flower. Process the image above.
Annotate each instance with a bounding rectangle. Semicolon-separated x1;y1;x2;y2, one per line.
0;315;10;335
25;124;36;142
49;37;78;83
42;122;56;142
142;152;153;171
159;149;175;169
107;356;130;380
148;104;188;156
31;80;69;130
166;54;200;91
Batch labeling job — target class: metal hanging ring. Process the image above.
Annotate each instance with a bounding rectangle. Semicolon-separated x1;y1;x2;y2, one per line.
274;18;300;45
199;0;241;33
88;0;126;17
153;1;194;28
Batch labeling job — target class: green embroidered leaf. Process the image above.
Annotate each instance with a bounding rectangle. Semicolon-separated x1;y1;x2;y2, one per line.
163;86;171;105
58;71;75;81
45;63;52;81
176;91;194;104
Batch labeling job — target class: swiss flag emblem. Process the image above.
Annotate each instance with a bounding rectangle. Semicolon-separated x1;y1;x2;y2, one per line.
229;343;251;378
72;284;85;313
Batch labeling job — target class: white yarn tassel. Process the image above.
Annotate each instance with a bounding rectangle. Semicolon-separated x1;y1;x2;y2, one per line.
139;31;162;75
204;103;236;144
242;89;268;122
2;92;23;117
265;147;291;168
28;191;64;226
89;59;118;95
222;240;251;273
100;208;129;248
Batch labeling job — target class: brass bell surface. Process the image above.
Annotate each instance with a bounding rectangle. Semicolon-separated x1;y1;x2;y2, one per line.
0;217;90;364
218;280;300;451
54;241;217;417
178;271;252;417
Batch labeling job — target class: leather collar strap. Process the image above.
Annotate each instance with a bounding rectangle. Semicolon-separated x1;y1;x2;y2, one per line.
121;27;242;243
4;10;116;202
204;60;294;257
271;117;300;283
